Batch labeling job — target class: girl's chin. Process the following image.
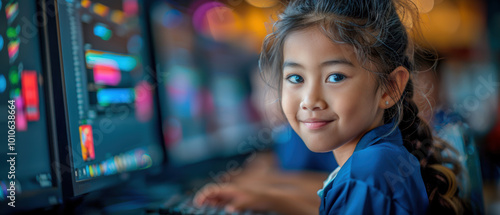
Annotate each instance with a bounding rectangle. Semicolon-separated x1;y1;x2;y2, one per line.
304;143;335;153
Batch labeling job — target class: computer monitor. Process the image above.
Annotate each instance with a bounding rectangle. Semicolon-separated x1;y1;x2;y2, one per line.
48;0;164;197
0;0;62;212
148;1;263;166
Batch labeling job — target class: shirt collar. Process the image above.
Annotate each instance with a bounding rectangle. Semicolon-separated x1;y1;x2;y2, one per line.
354;120;402;152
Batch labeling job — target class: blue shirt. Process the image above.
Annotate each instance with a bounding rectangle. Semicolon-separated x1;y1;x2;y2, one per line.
319;122;429;215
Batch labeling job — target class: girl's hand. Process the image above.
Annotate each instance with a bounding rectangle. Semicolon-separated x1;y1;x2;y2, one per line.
193;183;273;213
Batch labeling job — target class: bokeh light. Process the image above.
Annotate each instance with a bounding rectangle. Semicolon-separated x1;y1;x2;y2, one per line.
419;0;484;50
414;0;435;13
192;1;242;41
245;0;279;8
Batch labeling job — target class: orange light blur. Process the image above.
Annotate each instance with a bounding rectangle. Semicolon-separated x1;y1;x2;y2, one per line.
245;0;279;8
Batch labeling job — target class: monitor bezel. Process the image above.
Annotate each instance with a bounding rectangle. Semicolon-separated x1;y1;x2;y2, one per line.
46;0;166;198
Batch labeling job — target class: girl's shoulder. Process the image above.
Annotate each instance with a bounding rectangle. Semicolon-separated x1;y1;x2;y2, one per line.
321;130;429;214
336;141;422;195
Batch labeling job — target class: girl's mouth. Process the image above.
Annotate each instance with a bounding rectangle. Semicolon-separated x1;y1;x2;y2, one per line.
301;119;334;130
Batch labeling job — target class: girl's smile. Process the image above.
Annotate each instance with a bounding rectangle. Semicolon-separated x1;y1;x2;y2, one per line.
300;118;335;130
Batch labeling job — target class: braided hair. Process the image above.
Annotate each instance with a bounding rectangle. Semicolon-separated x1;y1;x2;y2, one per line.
259;0;468;213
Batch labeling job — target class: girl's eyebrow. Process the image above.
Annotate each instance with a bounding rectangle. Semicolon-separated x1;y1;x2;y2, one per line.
283;61;303;69
283;59;354;69
321;59;354;67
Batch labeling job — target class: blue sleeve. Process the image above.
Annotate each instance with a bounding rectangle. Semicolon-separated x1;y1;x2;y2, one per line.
321;179;411;215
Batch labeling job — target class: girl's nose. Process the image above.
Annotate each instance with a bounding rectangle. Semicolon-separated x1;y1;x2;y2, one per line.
300;86;327;111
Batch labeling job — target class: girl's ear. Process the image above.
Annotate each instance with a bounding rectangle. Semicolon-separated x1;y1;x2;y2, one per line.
379;66;409;109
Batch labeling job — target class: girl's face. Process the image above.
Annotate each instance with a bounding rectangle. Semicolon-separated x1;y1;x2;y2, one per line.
282;27;386;153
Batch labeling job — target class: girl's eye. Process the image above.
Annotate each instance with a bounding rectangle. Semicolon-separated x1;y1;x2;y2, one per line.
327;74;346;83
286;75;304;84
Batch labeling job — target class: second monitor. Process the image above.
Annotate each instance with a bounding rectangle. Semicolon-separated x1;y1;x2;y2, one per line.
49;0;164;197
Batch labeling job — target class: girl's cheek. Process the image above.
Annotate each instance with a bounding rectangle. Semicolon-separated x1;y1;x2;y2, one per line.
281;98;293;116
281;93;298;118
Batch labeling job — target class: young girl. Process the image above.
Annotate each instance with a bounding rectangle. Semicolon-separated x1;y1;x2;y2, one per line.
194;0;467;214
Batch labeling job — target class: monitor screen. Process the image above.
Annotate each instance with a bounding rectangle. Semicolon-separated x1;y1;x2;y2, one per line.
0;0;61;212
53;0;164;196
149;1;262;165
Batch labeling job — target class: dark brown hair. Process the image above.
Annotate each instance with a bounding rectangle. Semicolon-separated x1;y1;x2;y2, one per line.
259;0;468;213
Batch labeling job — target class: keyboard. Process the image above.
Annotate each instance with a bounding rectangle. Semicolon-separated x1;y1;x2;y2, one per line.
145;194;274;215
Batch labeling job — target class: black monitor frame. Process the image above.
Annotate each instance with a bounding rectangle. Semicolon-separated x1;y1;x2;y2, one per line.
44;0;166;198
